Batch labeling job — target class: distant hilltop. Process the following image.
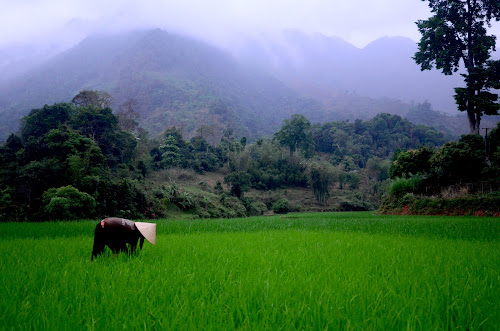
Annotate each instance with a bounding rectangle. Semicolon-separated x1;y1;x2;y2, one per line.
0;29;496;141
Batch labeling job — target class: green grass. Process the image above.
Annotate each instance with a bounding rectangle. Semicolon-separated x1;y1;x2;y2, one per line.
0;212;499;330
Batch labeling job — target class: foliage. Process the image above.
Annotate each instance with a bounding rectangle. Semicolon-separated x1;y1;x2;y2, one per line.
487;121;500;165
274;114;314;158
381;192;500;216
162;184;194;211
70;105;137;166
72;90;112;108
347;172;360;190
389;146;435;179
430;134;486;184
365;157;391;181
116;98;140;133
152;127;223;173
387;174;425;199
42;186;96;220
160;135;181;167
224;171;251;198
0;92;155;221
0;97;456;220
272;198;290;214
308;162;334;203
313;113;446;168
382;130;500;215
226;137;308;191
21;103;72;140
242;199;268;216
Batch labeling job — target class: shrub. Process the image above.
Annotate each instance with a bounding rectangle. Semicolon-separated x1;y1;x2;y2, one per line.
389;146;435;179
224;171;251;198
214;181;224;194
42;186;96;220
430;134;486;184
272;198;290;214
244;200;268;216
220;196;247;217
388;174;424;199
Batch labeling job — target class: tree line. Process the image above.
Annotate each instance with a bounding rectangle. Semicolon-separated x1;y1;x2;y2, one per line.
0;90;450;221
379;122;500;215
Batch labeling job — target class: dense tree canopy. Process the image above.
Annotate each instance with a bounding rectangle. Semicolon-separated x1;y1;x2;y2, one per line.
274;114;314;158
0;92;155;221
313;113;446;168
385;131;500;207
389;146;435;179
0;95;471;220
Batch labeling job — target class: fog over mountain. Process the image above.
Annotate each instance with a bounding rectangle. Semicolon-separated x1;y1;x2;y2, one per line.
0;29;330;141
233;31;466;112
2;0;499;82
0;27;499;141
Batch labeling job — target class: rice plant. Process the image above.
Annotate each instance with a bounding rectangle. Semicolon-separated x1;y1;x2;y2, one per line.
0;212;498;330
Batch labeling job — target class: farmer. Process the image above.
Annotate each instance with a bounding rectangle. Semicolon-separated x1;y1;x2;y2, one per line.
91;217;156;260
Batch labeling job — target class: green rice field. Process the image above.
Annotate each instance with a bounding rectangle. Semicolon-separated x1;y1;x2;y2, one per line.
1;212;499;330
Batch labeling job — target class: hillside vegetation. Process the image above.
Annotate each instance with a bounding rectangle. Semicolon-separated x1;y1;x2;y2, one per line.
2;28;490;142
380;125;500;216
0;30;331;141
0;91;447;221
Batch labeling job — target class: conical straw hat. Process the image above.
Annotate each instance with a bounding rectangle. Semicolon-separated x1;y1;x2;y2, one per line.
135;222;156;245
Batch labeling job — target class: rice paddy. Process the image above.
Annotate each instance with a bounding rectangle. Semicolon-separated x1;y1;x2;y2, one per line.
0;212;499;330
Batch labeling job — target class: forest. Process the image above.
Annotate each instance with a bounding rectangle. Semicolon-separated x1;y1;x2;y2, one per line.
3;89;481;221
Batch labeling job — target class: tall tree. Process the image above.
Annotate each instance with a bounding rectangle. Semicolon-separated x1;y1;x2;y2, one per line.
413;0;500;134
116;98;140;133
159;135;181;167
196;125;215;142
274;114;314;158
72;90;112;109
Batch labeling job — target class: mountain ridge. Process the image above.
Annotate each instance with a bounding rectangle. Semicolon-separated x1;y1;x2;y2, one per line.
0;28;497;141
233;30;465;112
0;29;332;140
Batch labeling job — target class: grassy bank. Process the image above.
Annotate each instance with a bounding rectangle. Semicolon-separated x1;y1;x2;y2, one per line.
1;212;499;329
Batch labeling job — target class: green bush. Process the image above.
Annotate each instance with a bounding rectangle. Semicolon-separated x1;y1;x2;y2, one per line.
272;198;290;214
224;171;251;198
246;201;268;216
388;174;424;199
389;146;435;179
430;134;486;184
42;186;96;220
220;196;247;217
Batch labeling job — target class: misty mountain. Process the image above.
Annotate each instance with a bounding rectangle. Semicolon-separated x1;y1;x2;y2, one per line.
0;28;417;142
0;29;334;141
234;31;465;113
0;28;496;142
0;43;66;82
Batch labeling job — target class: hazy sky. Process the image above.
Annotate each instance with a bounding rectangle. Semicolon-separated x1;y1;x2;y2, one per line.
1;0;500;49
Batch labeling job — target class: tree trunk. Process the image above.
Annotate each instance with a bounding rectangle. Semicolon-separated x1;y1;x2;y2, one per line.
465;1;479;135
467;109;481;135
